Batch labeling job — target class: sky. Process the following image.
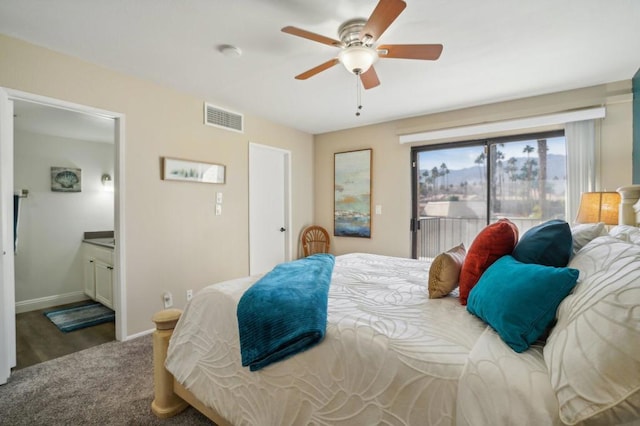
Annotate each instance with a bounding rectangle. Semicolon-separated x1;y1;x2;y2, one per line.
418;136;565;171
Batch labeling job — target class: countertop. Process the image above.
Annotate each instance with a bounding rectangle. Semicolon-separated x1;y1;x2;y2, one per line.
83;237;115;249
83;231;115;249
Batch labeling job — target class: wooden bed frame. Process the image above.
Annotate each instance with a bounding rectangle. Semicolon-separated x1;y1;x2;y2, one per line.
151;186;640;424
151;309;231;425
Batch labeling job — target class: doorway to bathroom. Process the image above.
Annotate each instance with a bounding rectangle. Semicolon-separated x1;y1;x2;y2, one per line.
13;100;116;369
0;89;126;382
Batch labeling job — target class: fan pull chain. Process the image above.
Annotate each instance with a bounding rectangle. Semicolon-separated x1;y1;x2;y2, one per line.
355;73;363;117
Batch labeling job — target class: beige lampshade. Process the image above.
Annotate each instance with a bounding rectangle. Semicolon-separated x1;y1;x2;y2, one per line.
575;192;621;225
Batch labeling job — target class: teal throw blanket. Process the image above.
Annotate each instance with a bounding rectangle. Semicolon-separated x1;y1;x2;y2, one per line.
237;253;335;371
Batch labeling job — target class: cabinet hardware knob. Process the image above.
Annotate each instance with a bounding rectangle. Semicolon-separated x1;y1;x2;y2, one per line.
280;227;286;232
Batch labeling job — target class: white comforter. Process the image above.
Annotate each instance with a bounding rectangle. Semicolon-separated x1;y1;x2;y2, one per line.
166;253;559;425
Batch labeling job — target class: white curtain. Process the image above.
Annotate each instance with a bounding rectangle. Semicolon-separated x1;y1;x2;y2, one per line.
565;119;596;223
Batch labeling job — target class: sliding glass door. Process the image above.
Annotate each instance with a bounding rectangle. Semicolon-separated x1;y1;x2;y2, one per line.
411;131;566;259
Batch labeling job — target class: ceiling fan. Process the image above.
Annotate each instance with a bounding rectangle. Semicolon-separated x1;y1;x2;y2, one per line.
281;0;443;90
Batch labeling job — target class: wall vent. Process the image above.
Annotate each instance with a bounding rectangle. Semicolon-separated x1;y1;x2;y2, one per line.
204;102;243;133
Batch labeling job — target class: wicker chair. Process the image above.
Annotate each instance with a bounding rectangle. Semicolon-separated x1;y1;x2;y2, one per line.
301;226;331;257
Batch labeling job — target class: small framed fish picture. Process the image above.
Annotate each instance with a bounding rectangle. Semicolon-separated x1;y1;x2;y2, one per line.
51;167;81;192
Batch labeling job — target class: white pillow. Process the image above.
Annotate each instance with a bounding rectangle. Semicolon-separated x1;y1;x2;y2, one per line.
570;222;606;254
608;224;640;244
543;236;640;425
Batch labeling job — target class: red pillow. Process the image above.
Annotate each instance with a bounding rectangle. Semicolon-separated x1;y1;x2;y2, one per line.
458;219;519;305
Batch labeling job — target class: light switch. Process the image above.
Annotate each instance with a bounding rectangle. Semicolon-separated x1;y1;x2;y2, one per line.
215;204;222;215
216;192;223;204
375;204;382;215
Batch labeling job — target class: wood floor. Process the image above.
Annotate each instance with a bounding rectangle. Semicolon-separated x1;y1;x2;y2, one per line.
14;301;115;371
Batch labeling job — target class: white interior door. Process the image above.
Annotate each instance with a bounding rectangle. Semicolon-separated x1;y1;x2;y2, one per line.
249;143;291;275
0;89;16;384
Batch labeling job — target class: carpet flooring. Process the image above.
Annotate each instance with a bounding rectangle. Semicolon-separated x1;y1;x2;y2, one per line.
0;334;213;425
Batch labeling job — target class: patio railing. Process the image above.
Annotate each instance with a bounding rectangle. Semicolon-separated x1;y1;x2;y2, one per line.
416;217;542;260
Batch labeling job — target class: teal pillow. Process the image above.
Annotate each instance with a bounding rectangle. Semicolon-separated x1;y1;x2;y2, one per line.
512;219;572;267
467;255;578;353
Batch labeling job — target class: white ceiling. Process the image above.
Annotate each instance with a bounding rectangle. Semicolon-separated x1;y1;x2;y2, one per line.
1;0;639;136
13;101;115;143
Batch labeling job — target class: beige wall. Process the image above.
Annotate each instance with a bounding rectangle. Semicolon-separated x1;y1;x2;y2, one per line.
315;81;633;258
0;34;314;336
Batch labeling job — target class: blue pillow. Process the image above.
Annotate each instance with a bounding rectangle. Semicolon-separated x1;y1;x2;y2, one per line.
512;219;572;267
467;255;578;353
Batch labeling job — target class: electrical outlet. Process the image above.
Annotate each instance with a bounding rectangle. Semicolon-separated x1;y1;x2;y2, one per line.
186;289;193;301
163;291;173;309
215;204;222;215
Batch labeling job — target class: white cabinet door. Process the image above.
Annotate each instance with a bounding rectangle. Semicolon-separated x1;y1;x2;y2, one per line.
82;243;114;309
94;261;113;309
84;256;96;298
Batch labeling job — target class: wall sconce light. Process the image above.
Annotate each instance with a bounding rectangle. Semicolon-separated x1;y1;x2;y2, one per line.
101;173;114;192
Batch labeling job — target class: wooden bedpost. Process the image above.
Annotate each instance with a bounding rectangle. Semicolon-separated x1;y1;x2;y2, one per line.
151;309;188;418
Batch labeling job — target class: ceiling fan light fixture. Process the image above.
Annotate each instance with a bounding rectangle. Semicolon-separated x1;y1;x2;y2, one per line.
338;45;378;75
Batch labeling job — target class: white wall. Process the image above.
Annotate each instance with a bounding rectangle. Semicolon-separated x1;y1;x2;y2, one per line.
13;129;114;311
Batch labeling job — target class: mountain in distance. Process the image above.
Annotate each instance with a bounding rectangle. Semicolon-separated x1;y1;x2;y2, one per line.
420;154;566;187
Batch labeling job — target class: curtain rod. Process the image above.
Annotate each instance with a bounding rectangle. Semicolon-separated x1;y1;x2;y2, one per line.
398;106;606;144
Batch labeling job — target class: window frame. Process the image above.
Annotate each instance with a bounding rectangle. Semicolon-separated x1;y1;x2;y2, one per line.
410;129;565;258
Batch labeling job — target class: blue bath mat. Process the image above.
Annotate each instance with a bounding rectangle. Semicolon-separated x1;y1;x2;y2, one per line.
44;302;115;333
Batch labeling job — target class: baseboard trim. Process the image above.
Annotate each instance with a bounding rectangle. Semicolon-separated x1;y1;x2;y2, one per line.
125;328;154;341
15;291;90;314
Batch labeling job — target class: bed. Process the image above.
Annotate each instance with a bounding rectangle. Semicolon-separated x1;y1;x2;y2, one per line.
151;187;640;426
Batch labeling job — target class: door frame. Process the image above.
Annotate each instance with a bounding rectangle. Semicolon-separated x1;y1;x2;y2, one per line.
0;88;127;383
248;142;292;275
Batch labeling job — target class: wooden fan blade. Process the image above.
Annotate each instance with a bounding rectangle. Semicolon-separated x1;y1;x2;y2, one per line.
295;58;339;80
282;26;342;47
360;66;381;90
360;0;407;42
378;44;443;60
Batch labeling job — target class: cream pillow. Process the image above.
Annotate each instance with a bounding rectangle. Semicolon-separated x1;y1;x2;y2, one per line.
608;224;640;243
570;222;606;254
428;243;466;298
543;236;640;425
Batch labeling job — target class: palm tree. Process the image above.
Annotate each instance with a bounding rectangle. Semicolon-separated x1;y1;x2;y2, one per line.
421;170;431;196
505;157;518;199
523;144;535;203
490;146;505;212
440;163;449;193
474;152;486;196
537;139;548;219
431;167;440;196
521;144;539;215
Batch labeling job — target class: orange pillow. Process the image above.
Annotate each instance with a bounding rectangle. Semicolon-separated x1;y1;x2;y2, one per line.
458;219;519;305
